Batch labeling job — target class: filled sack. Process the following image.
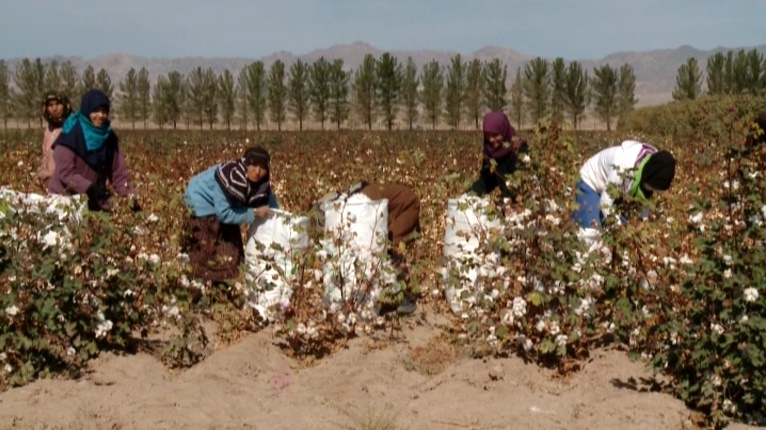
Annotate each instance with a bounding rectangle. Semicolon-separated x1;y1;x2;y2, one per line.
244;209;309;321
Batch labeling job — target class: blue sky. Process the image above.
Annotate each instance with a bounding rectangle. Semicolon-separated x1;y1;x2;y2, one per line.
1;0;764;61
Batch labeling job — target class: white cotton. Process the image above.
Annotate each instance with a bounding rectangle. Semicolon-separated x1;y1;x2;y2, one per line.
95;319;113;339
4;305;19;316
744;288;759;303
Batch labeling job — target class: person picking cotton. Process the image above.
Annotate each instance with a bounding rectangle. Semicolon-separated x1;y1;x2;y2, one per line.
572;141;676;254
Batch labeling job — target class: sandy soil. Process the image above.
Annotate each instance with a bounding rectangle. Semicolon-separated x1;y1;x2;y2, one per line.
0;309;760;430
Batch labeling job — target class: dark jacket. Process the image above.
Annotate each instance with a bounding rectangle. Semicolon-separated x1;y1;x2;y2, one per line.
468;145;527;199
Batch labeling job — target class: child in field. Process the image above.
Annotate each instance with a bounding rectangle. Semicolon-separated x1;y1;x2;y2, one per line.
183;146;279;284
468;111;528;201
48;89;137;212
38;91;72;188
572;140;676;229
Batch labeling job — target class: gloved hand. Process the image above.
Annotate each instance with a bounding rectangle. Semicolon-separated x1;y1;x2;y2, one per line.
86;182;111;201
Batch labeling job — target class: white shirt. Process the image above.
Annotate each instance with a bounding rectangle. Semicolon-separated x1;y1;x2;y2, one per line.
579;140;656;216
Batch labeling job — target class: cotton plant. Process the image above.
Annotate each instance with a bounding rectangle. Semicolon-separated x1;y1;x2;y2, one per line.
441;194;509;314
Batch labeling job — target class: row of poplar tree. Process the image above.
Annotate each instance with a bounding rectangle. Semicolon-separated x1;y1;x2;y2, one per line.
0;52;639;131
4;49;760;132
672;49;766;101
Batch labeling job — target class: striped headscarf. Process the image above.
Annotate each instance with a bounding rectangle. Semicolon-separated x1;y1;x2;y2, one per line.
214;148;271;207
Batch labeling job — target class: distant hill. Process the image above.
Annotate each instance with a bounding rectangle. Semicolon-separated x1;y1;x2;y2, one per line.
4;42;766;107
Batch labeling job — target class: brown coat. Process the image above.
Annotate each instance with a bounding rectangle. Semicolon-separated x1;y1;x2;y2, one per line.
362;183;421;246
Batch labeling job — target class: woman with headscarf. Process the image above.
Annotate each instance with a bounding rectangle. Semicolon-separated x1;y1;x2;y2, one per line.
183;146;279;283
38;91;73;186
468;111;528;200
573;141;677;229
49;89;136;212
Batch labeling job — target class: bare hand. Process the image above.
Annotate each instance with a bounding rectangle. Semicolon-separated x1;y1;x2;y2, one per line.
255;206;273;219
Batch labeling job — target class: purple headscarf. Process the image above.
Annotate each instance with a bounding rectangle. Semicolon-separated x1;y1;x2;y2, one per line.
482;111;518;161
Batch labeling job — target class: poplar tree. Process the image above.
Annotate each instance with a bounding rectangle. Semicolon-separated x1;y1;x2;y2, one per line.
420;59;443;130
80;65;96;96
523;57;550;125
137;67;151;128
268;60;287;131
60;61;79;107
187;67;216;129
14;58;45;128
95;68;113;99
236;67;249;130
563;61;589;129
0;60;13;129
164;71;185;130
617;63;637;116
242;61;267;131
353;53;377;130
591;64;619;131
287;59;310;131
328;59;350;130
376;53;402;131
152;75;168;129
444;54;466;130
309;57;331;129
672;57;703;101
706;52;727;95
483;58;507;112
217;69;236;130
509;67;524;128
400;57;419;130
44;60;61;92
118;68;139;128
464;58;484;129
550;57;567;125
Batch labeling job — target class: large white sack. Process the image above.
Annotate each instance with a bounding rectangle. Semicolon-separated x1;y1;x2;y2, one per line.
442;195;508;314
319;193;395;317
244;209;309;321
321;192;389;253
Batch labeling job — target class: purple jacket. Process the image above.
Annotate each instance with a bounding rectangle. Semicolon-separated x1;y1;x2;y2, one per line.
48;144;133;210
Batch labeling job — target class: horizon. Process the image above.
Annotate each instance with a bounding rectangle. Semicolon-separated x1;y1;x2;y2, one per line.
2;0;765;61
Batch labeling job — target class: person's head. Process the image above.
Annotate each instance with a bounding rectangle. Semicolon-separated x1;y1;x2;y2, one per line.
243;146;270;183
639;150;676;199
41;91;72;127
745;110;766;149
80;89;111;128
482;111;514;149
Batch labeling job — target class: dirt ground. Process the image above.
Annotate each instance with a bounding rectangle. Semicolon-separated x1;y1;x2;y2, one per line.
0;309;761;430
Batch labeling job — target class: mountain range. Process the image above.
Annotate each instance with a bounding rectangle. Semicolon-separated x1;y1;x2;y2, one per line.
6;41;766;107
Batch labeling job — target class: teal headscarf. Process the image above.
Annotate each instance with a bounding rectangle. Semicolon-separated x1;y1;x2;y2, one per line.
62;111;112;152
63;89;113;152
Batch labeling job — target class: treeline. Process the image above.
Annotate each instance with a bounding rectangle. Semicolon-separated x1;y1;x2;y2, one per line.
672;48;766;101
0;53;641;131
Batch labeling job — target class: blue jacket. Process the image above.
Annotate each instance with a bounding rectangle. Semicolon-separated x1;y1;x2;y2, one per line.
184;165;278;225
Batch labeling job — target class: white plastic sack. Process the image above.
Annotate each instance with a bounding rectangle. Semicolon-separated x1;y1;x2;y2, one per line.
321;192;389;253
442;195;508;314
244;209;309;321
319;193;396;316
